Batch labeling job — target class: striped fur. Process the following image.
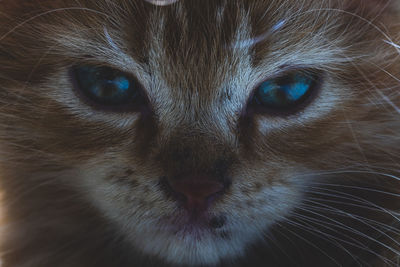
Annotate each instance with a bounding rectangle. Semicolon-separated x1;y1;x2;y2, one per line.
0;0;399;266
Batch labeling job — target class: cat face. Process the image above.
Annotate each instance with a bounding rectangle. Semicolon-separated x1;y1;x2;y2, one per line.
0;0;399;266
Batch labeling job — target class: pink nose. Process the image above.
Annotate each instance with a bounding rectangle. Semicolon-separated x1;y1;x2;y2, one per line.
168;174;225;210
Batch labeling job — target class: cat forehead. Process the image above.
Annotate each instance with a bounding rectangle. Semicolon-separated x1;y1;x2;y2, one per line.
59;0;343;82
119;0;333;69
143;1;255;99
51;0;358;70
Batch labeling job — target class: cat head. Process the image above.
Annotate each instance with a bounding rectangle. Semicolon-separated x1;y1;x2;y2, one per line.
0;0;399;265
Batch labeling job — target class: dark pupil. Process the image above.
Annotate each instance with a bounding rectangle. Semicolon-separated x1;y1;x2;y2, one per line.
74;66;137;106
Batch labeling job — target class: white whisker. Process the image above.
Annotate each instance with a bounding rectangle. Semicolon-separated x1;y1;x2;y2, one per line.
276;221;343;266
0;7;110;42
289;211;394;265
376;90;400;115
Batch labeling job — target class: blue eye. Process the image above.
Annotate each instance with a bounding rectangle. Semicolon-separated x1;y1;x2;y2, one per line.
71;65;144;111
252;71;319;114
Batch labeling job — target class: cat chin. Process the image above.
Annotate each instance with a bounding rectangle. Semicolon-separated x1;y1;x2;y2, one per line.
79;175;282;265
125;218;264;266
92;190;287;266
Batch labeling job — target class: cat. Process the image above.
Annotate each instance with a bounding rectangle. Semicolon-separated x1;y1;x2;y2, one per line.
0;0;399;266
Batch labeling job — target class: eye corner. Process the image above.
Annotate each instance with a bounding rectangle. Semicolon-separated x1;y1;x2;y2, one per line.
248;69;323;117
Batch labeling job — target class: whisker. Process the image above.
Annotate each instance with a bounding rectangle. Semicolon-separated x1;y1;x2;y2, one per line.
0;7;110;42
290;213;377;266
295;184;400;224
299;201;400;236
376;90;400;115
299;197;400;253
275;221;343;266
308;182;400;199
294;169;400;183
289;211;394;266
384;40;400;54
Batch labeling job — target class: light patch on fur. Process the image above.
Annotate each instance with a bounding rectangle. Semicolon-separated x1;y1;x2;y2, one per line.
257;77;345;134
45;70;141;128
103;27;122;53
233;19;287;49
52;28;147;78
144;0;179;6
46;28;156;128
384;39;400;54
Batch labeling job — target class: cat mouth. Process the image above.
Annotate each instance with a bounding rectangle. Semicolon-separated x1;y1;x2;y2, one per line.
161;212;227;240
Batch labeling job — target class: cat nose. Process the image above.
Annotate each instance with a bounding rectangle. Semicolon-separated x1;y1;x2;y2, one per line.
166;174;226;211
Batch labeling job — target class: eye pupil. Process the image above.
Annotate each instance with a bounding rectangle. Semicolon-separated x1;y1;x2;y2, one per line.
252;71;319;114
71;65;143;111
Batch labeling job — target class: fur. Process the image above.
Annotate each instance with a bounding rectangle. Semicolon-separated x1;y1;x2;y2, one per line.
0;0;399;266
